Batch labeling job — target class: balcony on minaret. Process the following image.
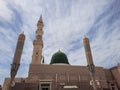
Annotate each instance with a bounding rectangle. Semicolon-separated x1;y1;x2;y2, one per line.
36;29;43;36
33;39;43;47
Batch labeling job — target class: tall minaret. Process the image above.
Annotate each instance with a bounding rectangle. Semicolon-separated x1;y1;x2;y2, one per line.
83;36;94;68
10;32;25;84
31;15;44;64
83;36;97;90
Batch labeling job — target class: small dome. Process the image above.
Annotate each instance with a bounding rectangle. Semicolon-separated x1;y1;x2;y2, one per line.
50;50;69;64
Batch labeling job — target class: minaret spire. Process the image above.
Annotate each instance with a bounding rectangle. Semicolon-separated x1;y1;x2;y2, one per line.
37;15;43;28
31;15;44;64
39;15;43;22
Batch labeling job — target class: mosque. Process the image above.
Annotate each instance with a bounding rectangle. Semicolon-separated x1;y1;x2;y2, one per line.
2;16;120;90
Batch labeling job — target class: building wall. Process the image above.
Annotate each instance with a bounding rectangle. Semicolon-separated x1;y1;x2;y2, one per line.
104;69;114;81
10;83;38;90
3;64;119;90
28;64;109;89
2;78;26;90
0;85;2;90
110;64;120;89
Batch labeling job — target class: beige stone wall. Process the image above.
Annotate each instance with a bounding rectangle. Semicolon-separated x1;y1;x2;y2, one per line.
2;78;25;90
28;64;109;89
0;85;2;90
111;65;120;88
104;69;114;80
3;64;117;90
118;64;120;74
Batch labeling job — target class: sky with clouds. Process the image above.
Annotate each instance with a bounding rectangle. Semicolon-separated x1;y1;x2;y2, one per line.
0;0;120;85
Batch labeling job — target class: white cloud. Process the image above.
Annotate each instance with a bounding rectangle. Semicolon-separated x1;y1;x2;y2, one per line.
42;0;115;66
0;0;13;21
0;66;9;85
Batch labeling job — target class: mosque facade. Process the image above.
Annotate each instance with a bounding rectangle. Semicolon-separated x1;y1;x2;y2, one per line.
2;16;120;90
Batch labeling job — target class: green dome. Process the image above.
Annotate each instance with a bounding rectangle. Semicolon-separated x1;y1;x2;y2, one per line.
50;50;69;64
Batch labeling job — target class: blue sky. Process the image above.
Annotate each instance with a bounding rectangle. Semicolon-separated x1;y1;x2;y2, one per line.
0;0;120;85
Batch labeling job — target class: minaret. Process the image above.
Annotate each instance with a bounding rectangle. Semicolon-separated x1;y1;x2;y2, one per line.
83;36;97;90
31;15;44;64
83;36;94;69
10;32;25;84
